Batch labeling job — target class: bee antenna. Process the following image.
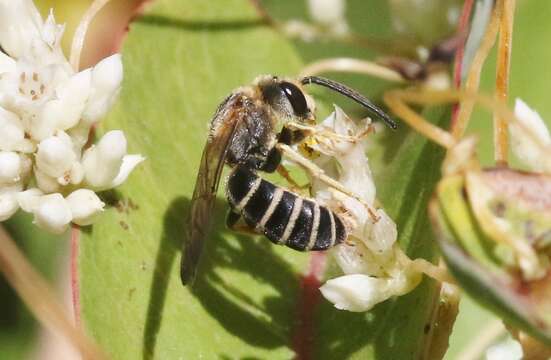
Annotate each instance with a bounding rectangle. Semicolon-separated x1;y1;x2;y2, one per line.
300;76;397;130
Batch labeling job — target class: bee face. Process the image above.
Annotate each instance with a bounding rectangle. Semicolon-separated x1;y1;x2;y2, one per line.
257;76;315;123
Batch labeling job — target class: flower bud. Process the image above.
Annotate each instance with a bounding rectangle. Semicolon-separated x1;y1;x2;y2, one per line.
0;151;21;184
34;166;60;193
32;193;72;234
0;107;33;152
66;189;104;226
36;133;76;178
0;190;19;221
511;99;551;172
17;187;43;212
82;130;126;188
83;54;123;123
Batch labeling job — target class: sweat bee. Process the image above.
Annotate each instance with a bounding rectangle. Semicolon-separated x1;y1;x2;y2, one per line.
181;75;396;285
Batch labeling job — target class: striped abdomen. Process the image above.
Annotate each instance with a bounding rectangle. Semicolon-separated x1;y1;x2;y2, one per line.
226;165;347;251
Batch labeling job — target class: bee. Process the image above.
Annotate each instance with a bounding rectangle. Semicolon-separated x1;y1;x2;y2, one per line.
181;75;396;285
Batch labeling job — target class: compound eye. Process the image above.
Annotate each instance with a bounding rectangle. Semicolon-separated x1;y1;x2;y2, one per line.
279;81;308;118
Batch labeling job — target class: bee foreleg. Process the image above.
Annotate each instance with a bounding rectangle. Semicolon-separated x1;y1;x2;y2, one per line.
286;121;371;144
276;143;380;222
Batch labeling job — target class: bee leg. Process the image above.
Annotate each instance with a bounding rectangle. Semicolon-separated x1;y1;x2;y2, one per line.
278;125;308;145
258;147;281;173
226;210;242;229
276;143;380;222
226;210;259;236
285;121;370;144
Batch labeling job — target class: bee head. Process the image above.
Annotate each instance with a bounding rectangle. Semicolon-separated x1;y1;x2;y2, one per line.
257;76;315;123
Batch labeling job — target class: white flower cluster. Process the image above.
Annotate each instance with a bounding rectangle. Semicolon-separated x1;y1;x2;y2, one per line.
301;107;421;312
0;0;143;233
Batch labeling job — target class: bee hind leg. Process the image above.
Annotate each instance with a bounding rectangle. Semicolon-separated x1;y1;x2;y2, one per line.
226;210;259;236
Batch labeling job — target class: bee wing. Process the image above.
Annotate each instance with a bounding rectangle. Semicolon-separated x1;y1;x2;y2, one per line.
181;93;246;285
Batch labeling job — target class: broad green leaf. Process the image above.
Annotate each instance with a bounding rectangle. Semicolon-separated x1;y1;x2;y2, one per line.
80;1;308;358
78;0;448;358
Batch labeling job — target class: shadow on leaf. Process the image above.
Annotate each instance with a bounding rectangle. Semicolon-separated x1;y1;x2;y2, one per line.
143;197;301;358
191;199;300;351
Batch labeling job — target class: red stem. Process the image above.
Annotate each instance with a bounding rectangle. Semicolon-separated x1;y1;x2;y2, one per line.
451;0;475;126
292;252;327;360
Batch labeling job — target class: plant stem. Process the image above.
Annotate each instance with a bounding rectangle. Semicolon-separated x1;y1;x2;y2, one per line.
494;0;516;166
452;0;502;139
299;57;405;82
0;226;107;359
453;0;475;89
70;0;111;71
451;0;475;126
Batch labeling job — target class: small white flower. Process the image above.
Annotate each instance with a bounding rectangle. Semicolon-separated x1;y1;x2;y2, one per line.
511;99;551;173
320;274;390;312
35;68;91;139
35;132;76;179
17;187;42;212
320;270;420;312
82;130;127;189
32;193;72;234
33;166;59;193
0;184;21;221
0;151;22;184
66;189;104;226
0;107;33;152
485;337;523;360
83;54;123;123
307;0;349;35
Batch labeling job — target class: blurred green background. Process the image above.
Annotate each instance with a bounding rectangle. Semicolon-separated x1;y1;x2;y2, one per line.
2;0;549;358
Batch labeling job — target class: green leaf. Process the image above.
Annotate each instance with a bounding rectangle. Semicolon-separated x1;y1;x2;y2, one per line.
79;0;449;358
